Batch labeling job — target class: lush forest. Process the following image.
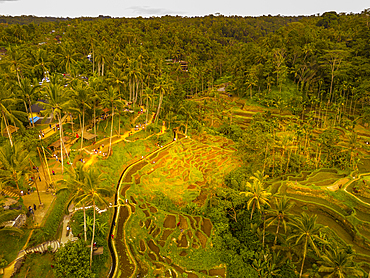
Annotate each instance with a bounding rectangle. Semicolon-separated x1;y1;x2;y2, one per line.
0;9;370;278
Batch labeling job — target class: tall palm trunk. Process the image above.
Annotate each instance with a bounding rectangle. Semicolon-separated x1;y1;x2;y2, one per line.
299;237;308;278
83;204;87;241
81;108;85;150
13;170;19;189
274;218;281;245
118;111;121;136
108;104;114;156
92;48;95;74
16;70;21;86
2;111;13;146
129;80;132;103
57;113;64;173
146;96;149;124
23;101;31;127
155;92;163;124
79;115;83;150
93;102;97;137
250;202;255;220
70;114;74;134
28;98;35;128
90;201;96;270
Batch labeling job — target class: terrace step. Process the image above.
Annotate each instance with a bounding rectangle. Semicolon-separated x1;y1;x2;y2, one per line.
24;240;60;255
7;240;60;278
1;188;20;198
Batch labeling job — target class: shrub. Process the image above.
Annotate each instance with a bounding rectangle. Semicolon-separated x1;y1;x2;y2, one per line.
54;240;94;278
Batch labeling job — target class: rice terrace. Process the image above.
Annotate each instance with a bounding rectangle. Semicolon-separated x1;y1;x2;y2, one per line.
111;134;238;277
2;9;370;278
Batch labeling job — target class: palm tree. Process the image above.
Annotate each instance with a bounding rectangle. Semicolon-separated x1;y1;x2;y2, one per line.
16;78;40;128
142;87;154;124
0;45;29;85
126;58;142;106
30;48;53;80
240;174;271;220
0;84;26;146
107;66;125;96
178;101;196;135
266;196;294;245
318;246;363;278
56;42;79;74
0;141;32;189
70;80;92;150
58;163;89;241
154;74;173;124
272;234;302;265
39;74;74;173
348;132;359;170
73;167;112;269
100;86;124;156
88;75;104;137
288;212;328;278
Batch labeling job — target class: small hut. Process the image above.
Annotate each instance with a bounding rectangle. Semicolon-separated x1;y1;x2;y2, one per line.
49;136;70;151
1;125;19;137
82;132;97;141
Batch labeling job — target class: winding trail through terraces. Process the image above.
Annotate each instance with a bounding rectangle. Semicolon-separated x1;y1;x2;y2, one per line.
108;132;184;278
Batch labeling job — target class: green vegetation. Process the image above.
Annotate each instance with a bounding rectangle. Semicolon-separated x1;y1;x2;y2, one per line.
54;240;93;278
13;252;55;278
1;10;370;278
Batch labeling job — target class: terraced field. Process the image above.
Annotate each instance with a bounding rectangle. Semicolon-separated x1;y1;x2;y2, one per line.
110;134;240;277
268;168;370;264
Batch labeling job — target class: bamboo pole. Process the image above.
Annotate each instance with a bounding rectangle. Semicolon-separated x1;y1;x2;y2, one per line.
28;159;42;205
41;146;53;189
37;147;50;189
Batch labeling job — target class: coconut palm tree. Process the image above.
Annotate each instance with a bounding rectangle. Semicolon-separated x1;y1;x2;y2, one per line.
178;101;196;135
107;66;125;96
0;141;33;190
240;174;271;220
126;58;142;106
30;48;53;80
58;163;89;241
272;233;302;265
0;45;29;85
73;167;112;269
318;246;363;278
70;80;92;150
16;78;40;128
266;196;294;245
39;74;74;173
154;74;173;124
56;42;79;74
288;212;328;278
0;84;27;146
100;86;124;156
88;75;104;137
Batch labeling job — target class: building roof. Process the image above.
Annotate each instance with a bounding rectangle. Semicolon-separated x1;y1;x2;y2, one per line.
82;132;97;140
1;125;19;136
30;103;45;113
49;136;70;148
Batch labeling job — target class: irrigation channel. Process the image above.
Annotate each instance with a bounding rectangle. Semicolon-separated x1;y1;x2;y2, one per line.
108;132;185;278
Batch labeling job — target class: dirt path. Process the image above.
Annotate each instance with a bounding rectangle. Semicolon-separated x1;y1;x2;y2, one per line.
327;177;350;191
343;173;370;206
